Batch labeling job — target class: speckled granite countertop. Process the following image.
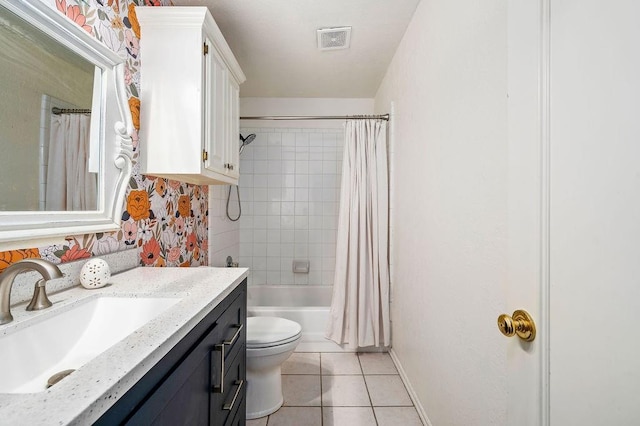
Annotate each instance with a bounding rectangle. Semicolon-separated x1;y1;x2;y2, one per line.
0;266;248;426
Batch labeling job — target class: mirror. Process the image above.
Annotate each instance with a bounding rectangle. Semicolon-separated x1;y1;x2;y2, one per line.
0;4;97;211
0;0;133;249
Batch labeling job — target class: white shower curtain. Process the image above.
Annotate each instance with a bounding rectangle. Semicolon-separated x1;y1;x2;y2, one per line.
46;113;96;210
325;118;390;348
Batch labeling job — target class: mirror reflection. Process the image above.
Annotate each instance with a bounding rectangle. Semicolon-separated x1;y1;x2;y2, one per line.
0;6;97;212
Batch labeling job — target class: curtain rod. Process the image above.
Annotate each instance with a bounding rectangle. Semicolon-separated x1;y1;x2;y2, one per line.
240;114;389;121
52;107;91;115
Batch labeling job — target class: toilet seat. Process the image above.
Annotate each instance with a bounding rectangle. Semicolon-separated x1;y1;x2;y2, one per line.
247;316;302;349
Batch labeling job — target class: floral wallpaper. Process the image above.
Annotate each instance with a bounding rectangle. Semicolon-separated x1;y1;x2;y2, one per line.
0;0;210;272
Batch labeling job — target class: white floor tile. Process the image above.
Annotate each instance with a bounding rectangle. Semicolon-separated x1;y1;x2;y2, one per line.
358;352;398;375
321;352;362;375
323;406;377;426
282;353;321;375
322;375;371;406
282;375;321;406
267;407;322;426
246;417;268;426
365;375;413;406
374;406;424;426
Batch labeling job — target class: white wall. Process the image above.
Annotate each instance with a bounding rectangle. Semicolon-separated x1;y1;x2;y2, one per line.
375;1;509;425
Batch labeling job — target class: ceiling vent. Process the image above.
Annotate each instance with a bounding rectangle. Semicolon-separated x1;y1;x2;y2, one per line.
317;27;351;51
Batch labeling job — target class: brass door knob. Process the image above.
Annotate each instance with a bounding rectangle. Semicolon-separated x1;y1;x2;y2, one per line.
497;309;536;342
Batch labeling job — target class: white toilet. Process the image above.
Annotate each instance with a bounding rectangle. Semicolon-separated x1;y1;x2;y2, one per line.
246;316;302;419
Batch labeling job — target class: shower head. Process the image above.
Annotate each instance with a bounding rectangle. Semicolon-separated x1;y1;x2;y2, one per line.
239;133;256;154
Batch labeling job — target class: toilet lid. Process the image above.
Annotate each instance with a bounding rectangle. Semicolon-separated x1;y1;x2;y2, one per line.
247;316;302;348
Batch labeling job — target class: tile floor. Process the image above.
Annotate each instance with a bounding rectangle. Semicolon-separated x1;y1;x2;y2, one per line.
246;352;424;426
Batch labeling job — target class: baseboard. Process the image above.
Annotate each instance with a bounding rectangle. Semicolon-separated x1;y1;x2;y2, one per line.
389;348;433;426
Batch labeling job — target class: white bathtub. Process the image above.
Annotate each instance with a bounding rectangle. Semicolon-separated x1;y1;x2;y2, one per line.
247;285;350;352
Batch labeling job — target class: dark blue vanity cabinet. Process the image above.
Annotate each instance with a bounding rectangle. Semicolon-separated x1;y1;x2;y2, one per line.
96;280;246;426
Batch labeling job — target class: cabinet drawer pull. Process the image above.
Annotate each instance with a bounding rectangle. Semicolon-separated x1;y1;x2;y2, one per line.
223;323;243;346
222;380;244;411
212;343;225;394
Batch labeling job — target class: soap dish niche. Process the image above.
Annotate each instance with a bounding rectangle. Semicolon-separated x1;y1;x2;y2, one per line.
292;260;310;274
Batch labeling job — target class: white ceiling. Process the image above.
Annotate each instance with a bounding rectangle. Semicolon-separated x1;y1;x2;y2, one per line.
171;0;421;98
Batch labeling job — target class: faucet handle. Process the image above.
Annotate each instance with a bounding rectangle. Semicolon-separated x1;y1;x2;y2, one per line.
26;279;53;312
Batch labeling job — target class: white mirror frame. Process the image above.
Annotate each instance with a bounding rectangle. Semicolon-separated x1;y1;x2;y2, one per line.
0;0;133;250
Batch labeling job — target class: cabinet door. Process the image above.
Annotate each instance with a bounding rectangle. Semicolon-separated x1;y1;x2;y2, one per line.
226;78;240;179
204;41;229;176
124;322;223;426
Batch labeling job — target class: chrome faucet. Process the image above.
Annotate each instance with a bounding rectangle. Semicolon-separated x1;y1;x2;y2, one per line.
0;259;63;325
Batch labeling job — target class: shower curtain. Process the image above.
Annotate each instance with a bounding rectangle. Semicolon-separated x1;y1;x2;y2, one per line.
326;118;390;348
46;113;96;210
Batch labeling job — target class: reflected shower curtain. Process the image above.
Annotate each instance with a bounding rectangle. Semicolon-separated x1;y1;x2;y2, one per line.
46;113;96;210
326;118;390;348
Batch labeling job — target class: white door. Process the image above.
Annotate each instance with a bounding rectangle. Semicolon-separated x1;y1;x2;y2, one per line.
507;1;640;424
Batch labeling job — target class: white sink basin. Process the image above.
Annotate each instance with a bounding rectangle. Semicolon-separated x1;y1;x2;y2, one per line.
0;295;181;394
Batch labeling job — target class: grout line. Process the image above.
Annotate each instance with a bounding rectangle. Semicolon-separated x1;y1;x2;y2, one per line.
318;352;324;426
359;352;380;425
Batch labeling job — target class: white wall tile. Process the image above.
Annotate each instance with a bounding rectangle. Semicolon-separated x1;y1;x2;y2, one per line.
267;243;281;257
267;216;281;229
295;188;309;202
281;215;295;229
268;160;282;174
267;257;281;271
267;271;281;284
281;243;294;256
309;160;323;174
253;243;267;257
267;230;281;243
282;188;295;202
268;187;281;202
282;133;296;146
268;132;282;145
282;202;295;215
254;188;268;201
295;202;309;216
240;127;343;287
282;161;296;174
254;174;268;187
294;244;309;257
254;160;268;174
296;160;309;174
268;201;281;215
281;230;295;243
253;256;267;271
254;229;267;243
254;201;267;215
295;175;309;188
253;215;267;229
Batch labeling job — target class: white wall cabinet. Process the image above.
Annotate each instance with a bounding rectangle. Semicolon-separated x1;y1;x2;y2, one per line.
136;7;245;185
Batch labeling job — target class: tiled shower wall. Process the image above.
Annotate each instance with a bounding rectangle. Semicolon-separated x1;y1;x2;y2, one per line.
238;127;343;286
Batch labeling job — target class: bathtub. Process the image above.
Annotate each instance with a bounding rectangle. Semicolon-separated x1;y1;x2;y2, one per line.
247;285;350;352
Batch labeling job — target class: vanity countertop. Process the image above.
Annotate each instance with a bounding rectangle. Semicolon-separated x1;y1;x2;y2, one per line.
0;266;248;425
